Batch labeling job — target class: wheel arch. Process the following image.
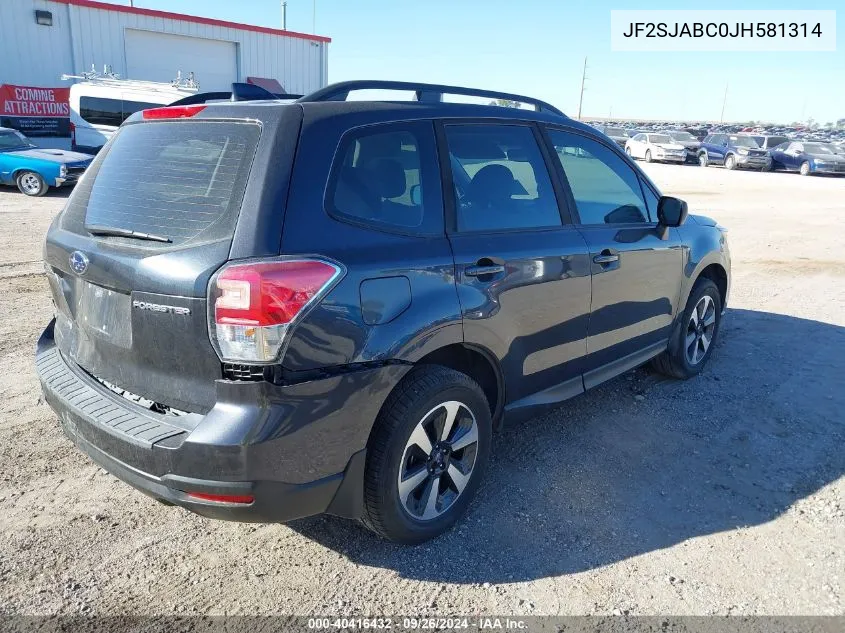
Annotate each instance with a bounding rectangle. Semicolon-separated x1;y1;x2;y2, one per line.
695;263;728;308
12;167;48;182
413;343;505;428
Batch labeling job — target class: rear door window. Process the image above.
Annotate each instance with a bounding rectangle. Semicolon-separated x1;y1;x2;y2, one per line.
60;121;260;248
443;124;562;232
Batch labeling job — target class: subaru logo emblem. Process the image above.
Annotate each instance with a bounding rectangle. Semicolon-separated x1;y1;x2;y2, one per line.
69;251;89;275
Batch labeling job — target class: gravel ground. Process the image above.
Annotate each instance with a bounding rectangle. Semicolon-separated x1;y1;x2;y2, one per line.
0;164;843;617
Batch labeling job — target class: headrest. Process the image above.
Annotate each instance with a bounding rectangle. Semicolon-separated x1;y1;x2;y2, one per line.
470;164;529;198
367;158;407;199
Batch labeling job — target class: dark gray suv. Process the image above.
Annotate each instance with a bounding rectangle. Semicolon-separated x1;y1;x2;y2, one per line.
36;81;731;543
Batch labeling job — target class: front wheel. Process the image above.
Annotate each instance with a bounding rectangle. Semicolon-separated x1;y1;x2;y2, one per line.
800;161;811;176
362;366;492;544
698;153;709;167
724;154;737;170
645;149;653;163
16;171;48;197
626;146;633;159
652;278;722;380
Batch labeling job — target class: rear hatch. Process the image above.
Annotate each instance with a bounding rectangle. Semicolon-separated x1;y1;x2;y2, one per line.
44;113;267;413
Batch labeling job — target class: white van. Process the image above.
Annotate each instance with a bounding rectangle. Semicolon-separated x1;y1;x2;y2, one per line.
68;79;197;153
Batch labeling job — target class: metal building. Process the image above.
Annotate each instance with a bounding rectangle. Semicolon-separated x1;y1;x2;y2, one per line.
0;0;331;94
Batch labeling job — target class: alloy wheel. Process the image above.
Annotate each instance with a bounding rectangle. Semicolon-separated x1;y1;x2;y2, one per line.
685;295;716;365
19;173;42;195
397;401;479;521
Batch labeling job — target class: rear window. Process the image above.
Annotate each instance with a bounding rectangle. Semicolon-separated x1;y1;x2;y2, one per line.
60;121;260;248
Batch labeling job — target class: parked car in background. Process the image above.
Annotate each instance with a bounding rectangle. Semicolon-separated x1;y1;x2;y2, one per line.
594;125;629;148
68;77;197;154
36;80;730;544
685;128;709;141
665;130;701;163
768;141;845;176
0;127;92;196
698;133;770;170
625;133;687;163
748;134;791;151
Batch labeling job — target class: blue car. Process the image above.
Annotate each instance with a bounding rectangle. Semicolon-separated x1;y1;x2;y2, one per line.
768;141;845;176
0;127;93;196
698;133;770;171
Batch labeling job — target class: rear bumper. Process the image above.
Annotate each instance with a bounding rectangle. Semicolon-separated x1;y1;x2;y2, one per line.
36;320;409;522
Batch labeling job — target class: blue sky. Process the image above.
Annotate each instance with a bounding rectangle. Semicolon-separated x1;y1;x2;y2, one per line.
105;0;842;123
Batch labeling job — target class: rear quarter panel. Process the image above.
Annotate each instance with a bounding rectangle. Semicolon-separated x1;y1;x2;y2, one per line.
278;109;463;372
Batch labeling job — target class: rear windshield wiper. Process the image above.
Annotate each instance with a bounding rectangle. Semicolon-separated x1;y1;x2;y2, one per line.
86;225;172;243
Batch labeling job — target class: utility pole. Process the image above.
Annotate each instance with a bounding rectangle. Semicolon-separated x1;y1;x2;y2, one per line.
282;1;287;29
312;0;316;33
720;83;728;123
577;56;588;120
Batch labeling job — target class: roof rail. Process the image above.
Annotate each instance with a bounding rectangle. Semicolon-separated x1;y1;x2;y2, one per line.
168;84;304;106
297;80;565;117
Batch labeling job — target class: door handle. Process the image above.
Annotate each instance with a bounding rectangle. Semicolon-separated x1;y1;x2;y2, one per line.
465;264;505;277
593;253;619;265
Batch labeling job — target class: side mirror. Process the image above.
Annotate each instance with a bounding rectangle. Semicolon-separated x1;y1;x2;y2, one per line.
409;184;422;206
657;196;688;238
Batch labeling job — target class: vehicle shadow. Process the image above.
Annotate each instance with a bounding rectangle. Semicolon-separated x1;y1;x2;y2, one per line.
288;308;845;583
45;187;73;198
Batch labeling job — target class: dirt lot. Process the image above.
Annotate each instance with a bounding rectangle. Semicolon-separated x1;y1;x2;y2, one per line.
1;164;843;617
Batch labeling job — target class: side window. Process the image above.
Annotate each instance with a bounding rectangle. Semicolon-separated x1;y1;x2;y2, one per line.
327;123;441;234
548;129;649;225
121;100;163;123
444;124;562;232
79;97;123;127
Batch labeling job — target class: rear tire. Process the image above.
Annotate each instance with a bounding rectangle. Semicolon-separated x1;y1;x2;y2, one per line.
724;154;737;170
652;278;722;380
800;161;811;176
16;171;48;197
362;366;492;544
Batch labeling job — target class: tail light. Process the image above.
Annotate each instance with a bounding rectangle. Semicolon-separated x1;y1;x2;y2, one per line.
142;105;206;120
208;258;343;364
69;122;76;150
